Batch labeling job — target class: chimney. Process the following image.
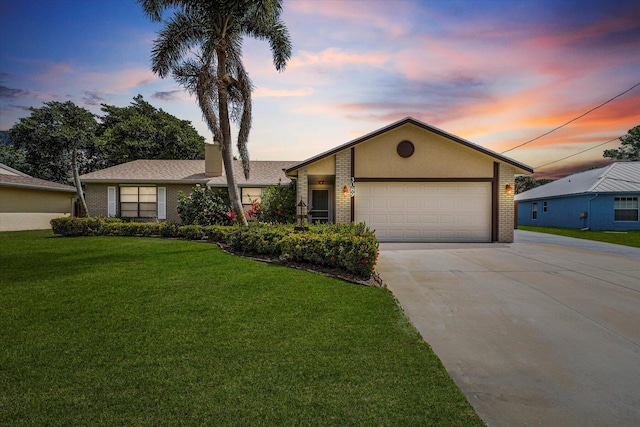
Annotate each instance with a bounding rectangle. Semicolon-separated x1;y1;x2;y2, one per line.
205;142;223;177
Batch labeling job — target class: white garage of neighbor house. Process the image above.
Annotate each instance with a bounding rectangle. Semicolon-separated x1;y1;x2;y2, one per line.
285;117;533;243
0;162;77;231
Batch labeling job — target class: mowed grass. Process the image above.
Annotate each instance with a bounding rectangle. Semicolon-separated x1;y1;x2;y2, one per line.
518;225;640;248
0;230;483;426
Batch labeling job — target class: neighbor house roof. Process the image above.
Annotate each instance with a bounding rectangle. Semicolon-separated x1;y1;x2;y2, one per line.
0;162;30;177
515;162;640;201
0;166;77;193
79;159;298;186
285;117;533;174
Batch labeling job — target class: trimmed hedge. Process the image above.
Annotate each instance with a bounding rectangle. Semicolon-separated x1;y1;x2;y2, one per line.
50;218;379;279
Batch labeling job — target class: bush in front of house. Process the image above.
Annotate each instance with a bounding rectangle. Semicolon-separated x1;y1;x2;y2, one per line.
281;223;379;278
177;184;234;226
50;218;379;279
255;181;297;224
51;216;125;236
227;222;378;278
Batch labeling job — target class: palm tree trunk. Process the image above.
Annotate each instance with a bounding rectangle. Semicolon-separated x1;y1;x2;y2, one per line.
216;45;248;226
72;148;89;217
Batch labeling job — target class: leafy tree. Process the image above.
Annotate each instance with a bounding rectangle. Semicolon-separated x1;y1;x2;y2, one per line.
0;143;28;172
96;95;205;168
603;125;640;161
515;176;553;194
8;101;98;215
139;0;292;226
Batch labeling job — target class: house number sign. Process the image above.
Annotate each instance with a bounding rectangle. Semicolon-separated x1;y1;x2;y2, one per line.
350;177;355;197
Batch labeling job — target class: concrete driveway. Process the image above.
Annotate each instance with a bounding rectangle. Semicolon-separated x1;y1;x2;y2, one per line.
377;231;640;427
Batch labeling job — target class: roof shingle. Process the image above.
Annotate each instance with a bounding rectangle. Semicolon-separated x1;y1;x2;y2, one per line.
0;174;77;193
79;159;298;186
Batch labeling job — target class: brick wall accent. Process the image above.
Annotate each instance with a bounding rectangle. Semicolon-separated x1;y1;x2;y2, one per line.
85;184;109;217
498;163;516;242
166;184;195;223
335;150;351;223
297;169;309;221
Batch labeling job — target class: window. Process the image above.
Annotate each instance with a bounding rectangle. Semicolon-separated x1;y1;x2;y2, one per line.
532;202;538;220
120;186;157;218
543;201;548;213
241;187;264;205
614;197;638;222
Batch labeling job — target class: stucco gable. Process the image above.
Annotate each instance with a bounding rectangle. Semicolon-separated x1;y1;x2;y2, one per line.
285;117;533;175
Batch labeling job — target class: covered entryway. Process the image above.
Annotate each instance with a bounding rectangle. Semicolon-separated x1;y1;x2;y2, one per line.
355;182;492;242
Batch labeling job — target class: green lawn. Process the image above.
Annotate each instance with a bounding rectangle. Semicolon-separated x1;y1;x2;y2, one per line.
0;230;483;426
518;225;640;248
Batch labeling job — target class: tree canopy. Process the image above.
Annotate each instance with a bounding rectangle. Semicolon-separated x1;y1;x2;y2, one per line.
140;0;292;226
515;176;553;194
603;125;640;161
8;101;98;184
5;97;206;181
96;95;205;169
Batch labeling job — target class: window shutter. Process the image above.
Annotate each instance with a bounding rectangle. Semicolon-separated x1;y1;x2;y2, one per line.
157;187;166;220
107;186;116;217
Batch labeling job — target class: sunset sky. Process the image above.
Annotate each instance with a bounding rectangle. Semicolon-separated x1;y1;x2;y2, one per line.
1;0;639;179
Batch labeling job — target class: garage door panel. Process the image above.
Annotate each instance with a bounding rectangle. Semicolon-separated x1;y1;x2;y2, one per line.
355;182;491;242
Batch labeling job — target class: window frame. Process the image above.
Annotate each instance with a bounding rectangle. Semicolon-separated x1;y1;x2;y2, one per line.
119;185;158;218
532;201;538;220
614;196;639;222
542;201;548;213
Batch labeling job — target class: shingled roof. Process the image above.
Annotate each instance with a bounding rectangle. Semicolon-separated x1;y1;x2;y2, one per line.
0;163;76;193
79;159;298;186
515;162;640;201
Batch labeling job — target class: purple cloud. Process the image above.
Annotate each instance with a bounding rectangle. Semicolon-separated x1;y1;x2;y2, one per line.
0;85;31;99
82;91;105;106
151;90;183;101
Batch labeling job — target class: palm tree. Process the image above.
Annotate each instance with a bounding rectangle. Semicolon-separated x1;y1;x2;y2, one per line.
139;0;292;225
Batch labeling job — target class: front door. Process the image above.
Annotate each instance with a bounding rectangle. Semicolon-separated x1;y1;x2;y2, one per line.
309;189;330;223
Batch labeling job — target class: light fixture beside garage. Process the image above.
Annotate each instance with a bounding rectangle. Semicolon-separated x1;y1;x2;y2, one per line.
505;184;513;195
397;140;415;158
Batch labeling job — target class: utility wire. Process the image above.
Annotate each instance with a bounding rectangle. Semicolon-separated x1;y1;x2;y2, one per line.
501;81;640;154
534;136;620;169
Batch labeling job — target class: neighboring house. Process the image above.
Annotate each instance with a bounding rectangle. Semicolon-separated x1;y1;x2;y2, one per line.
0;163;77;231
515;162;640;231
78;143;296;222
285;117;533;243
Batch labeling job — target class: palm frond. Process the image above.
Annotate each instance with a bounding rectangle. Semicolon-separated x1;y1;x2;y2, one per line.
151;11;206;78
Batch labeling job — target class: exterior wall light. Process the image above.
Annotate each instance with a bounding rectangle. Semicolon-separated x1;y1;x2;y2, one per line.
505;184;513;195
343;185;349;197
317;179;324;185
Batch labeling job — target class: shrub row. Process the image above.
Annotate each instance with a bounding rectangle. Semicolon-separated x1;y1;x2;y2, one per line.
50;218;379;279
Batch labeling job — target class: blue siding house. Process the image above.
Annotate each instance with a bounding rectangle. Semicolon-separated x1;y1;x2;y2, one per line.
516;162;640;231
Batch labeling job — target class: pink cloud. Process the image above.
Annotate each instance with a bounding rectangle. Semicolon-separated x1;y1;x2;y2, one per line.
83;68;158;93
253;87;314;98
289;48;390;69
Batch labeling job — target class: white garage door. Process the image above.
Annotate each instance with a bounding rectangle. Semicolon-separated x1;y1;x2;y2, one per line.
355;182;492;242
